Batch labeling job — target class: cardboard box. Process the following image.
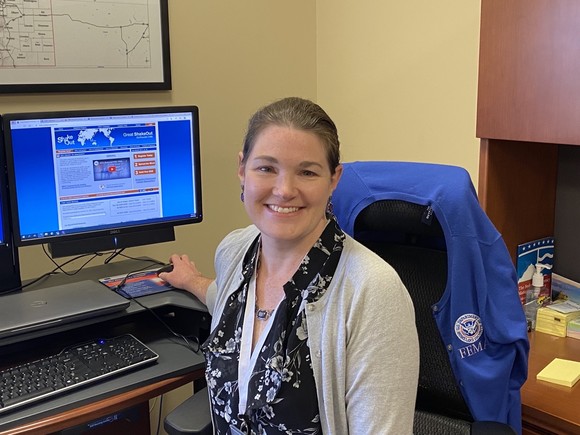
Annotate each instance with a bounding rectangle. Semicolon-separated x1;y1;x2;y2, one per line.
552;273;580;305
536;307;580;337
568;318;580;340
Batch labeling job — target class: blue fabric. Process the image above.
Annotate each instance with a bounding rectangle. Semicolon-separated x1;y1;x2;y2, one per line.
332;161;529;434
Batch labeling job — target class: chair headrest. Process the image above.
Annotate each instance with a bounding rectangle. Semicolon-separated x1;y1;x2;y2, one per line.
353;200;446;250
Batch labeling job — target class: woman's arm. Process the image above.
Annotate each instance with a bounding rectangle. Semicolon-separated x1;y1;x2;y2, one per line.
343;261;420;434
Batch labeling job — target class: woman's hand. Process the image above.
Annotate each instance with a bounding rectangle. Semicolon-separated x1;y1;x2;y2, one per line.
158;253;213;305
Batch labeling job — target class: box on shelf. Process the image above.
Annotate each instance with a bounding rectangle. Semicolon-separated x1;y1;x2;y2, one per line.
535;307;580;338
568;318;580;340
552;273;580;305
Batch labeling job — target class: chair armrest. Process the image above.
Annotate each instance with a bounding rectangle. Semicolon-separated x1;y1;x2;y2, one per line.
163;387;212;435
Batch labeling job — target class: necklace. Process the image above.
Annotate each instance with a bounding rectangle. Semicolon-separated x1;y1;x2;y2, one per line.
254;252;278;321
255;305;274;321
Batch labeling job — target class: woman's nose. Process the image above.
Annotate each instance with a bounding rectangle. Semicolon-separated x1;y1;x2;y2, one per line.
273;174;297;198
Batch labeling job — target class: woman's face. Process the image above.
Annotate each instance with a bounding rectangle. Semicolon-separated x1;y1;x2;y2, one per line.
238;125;342;248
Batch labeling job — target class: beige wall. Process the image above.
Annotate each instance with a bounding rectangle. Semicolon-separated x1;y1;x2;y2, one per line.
1;1;481;282
317;1;481;176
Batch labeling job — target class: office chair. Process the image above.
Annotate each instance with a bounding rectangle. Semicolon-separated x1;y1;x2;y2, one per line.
351;199;511;434
331;161;529;435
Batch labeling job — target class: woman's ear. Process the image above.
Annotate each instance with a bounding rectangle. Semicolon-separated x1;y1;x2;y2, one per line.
330;164;343;191
237;152;245;184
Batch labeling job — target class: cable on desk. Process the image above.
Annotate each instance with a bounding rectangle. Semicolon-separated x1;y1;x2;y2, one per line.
2;248;109;294
3;247;165;295
112;267;202;355
130;296;201;354
42;244;106;277
104;248;124;264
110;262;162;292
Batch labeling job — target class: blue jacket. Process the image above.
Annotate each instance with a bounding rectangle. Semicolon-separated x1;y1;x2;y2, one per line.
332;161;529;433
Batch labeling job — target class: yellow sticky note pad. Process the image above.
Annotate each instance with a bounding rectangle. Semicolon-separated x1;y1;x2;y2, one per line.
536;358;580;387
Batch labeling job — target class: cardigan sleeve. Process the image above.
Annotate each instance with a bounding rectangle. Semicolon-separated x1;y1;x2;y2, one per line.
343;267;420;434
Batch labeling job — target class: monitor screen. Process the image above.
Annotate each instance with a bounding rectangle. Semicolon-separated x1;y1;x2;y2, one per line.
2;106;202;258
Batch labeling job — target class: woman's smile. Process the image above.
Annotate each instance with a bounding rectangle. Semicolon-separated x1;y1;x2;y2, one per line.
267;204;301;214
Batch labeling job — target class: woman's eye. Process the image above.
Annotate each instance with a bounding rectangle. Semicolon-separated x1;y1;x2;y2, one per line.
257;166;274;173
302;170;318;177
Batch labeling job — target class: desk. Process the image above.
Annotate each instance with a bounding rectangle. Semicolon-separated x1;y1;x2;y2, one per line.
0;258;209;434
521;331;580;435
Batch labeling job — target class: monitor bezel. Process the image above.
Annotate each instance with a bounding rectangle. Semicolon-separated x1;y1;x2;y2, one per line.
0;116;22;293
2;105;203;256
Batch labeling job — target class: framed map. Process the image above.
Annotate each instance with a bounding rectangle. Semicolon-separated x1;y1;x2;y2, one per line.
0;0;171;93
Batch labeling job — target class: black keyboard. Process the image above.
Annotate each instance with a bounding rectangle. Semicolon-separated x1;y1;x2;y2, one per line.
0;334;159;414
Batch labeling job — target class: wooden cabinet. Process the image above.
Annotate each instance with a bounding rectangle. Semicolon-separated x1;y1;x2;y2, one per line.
476;0;580;262
477;0;580;144
477;2;580;433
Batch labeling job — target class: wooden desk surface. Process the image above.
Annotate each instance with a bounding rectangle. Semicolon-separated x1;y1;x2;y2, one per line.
0;370;204;435
521;331;580;434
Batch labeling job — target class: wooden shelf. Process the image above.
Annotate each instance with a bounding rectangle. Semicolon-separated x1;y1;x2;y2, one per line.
478;139;557;262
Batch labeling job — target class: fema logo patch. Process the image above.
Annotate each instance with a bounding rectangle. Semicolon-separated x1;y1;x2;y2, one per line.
454;314;483;344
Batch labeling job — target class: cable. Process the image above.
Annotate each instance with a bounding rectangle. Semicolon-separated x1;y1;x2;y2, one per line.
155;394;164;435
43;248;163;290
129;296;201;354
149;395;158;413
104;248;124;264
106;260;202;354
1;248;108;294
111;264;159;293
117;251;166;265
42;244;104;277
10;248;199;351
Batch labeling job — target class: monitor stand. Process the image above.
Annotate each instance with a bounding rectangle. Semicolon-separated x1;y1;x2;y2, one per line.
48;227;175;258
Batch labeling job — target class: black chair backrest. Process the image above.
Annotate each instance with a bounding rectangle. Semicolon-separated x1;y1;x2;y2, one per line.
353;200;472;421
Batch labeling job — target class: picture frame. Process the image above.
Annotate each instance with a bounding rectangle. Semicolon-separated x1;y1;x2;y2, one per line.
0;0;171;93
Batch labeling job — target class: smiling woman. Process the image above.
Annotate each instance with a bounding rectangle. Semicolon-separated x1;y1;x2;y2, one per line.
160;97;420;434
238;125;341;254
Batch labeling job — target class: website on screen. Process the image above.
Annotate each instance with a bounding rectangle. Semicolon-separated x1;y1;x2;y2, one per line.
52;120;163;231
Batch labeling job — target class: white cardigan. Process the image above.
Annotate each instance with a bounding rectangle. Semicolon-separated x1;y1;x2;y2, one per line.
205;225;419;434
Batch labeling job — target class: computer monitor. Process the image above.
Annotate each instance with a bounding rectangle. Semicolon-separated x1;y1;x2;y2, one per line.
2;106;202;258
0;117;22;293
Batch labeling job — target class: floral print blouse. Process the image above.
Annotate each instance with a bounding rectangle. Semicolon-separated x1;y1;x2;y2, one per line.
201;217;345;434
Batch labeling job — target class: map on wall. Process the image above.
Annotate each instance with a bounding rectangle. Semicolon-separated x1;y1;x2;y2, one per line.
0;0;170;92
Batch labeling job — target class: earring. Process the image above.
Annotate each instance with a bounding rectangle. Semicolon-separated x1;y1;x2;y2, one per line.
326;198;334;215
240;185;245;202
